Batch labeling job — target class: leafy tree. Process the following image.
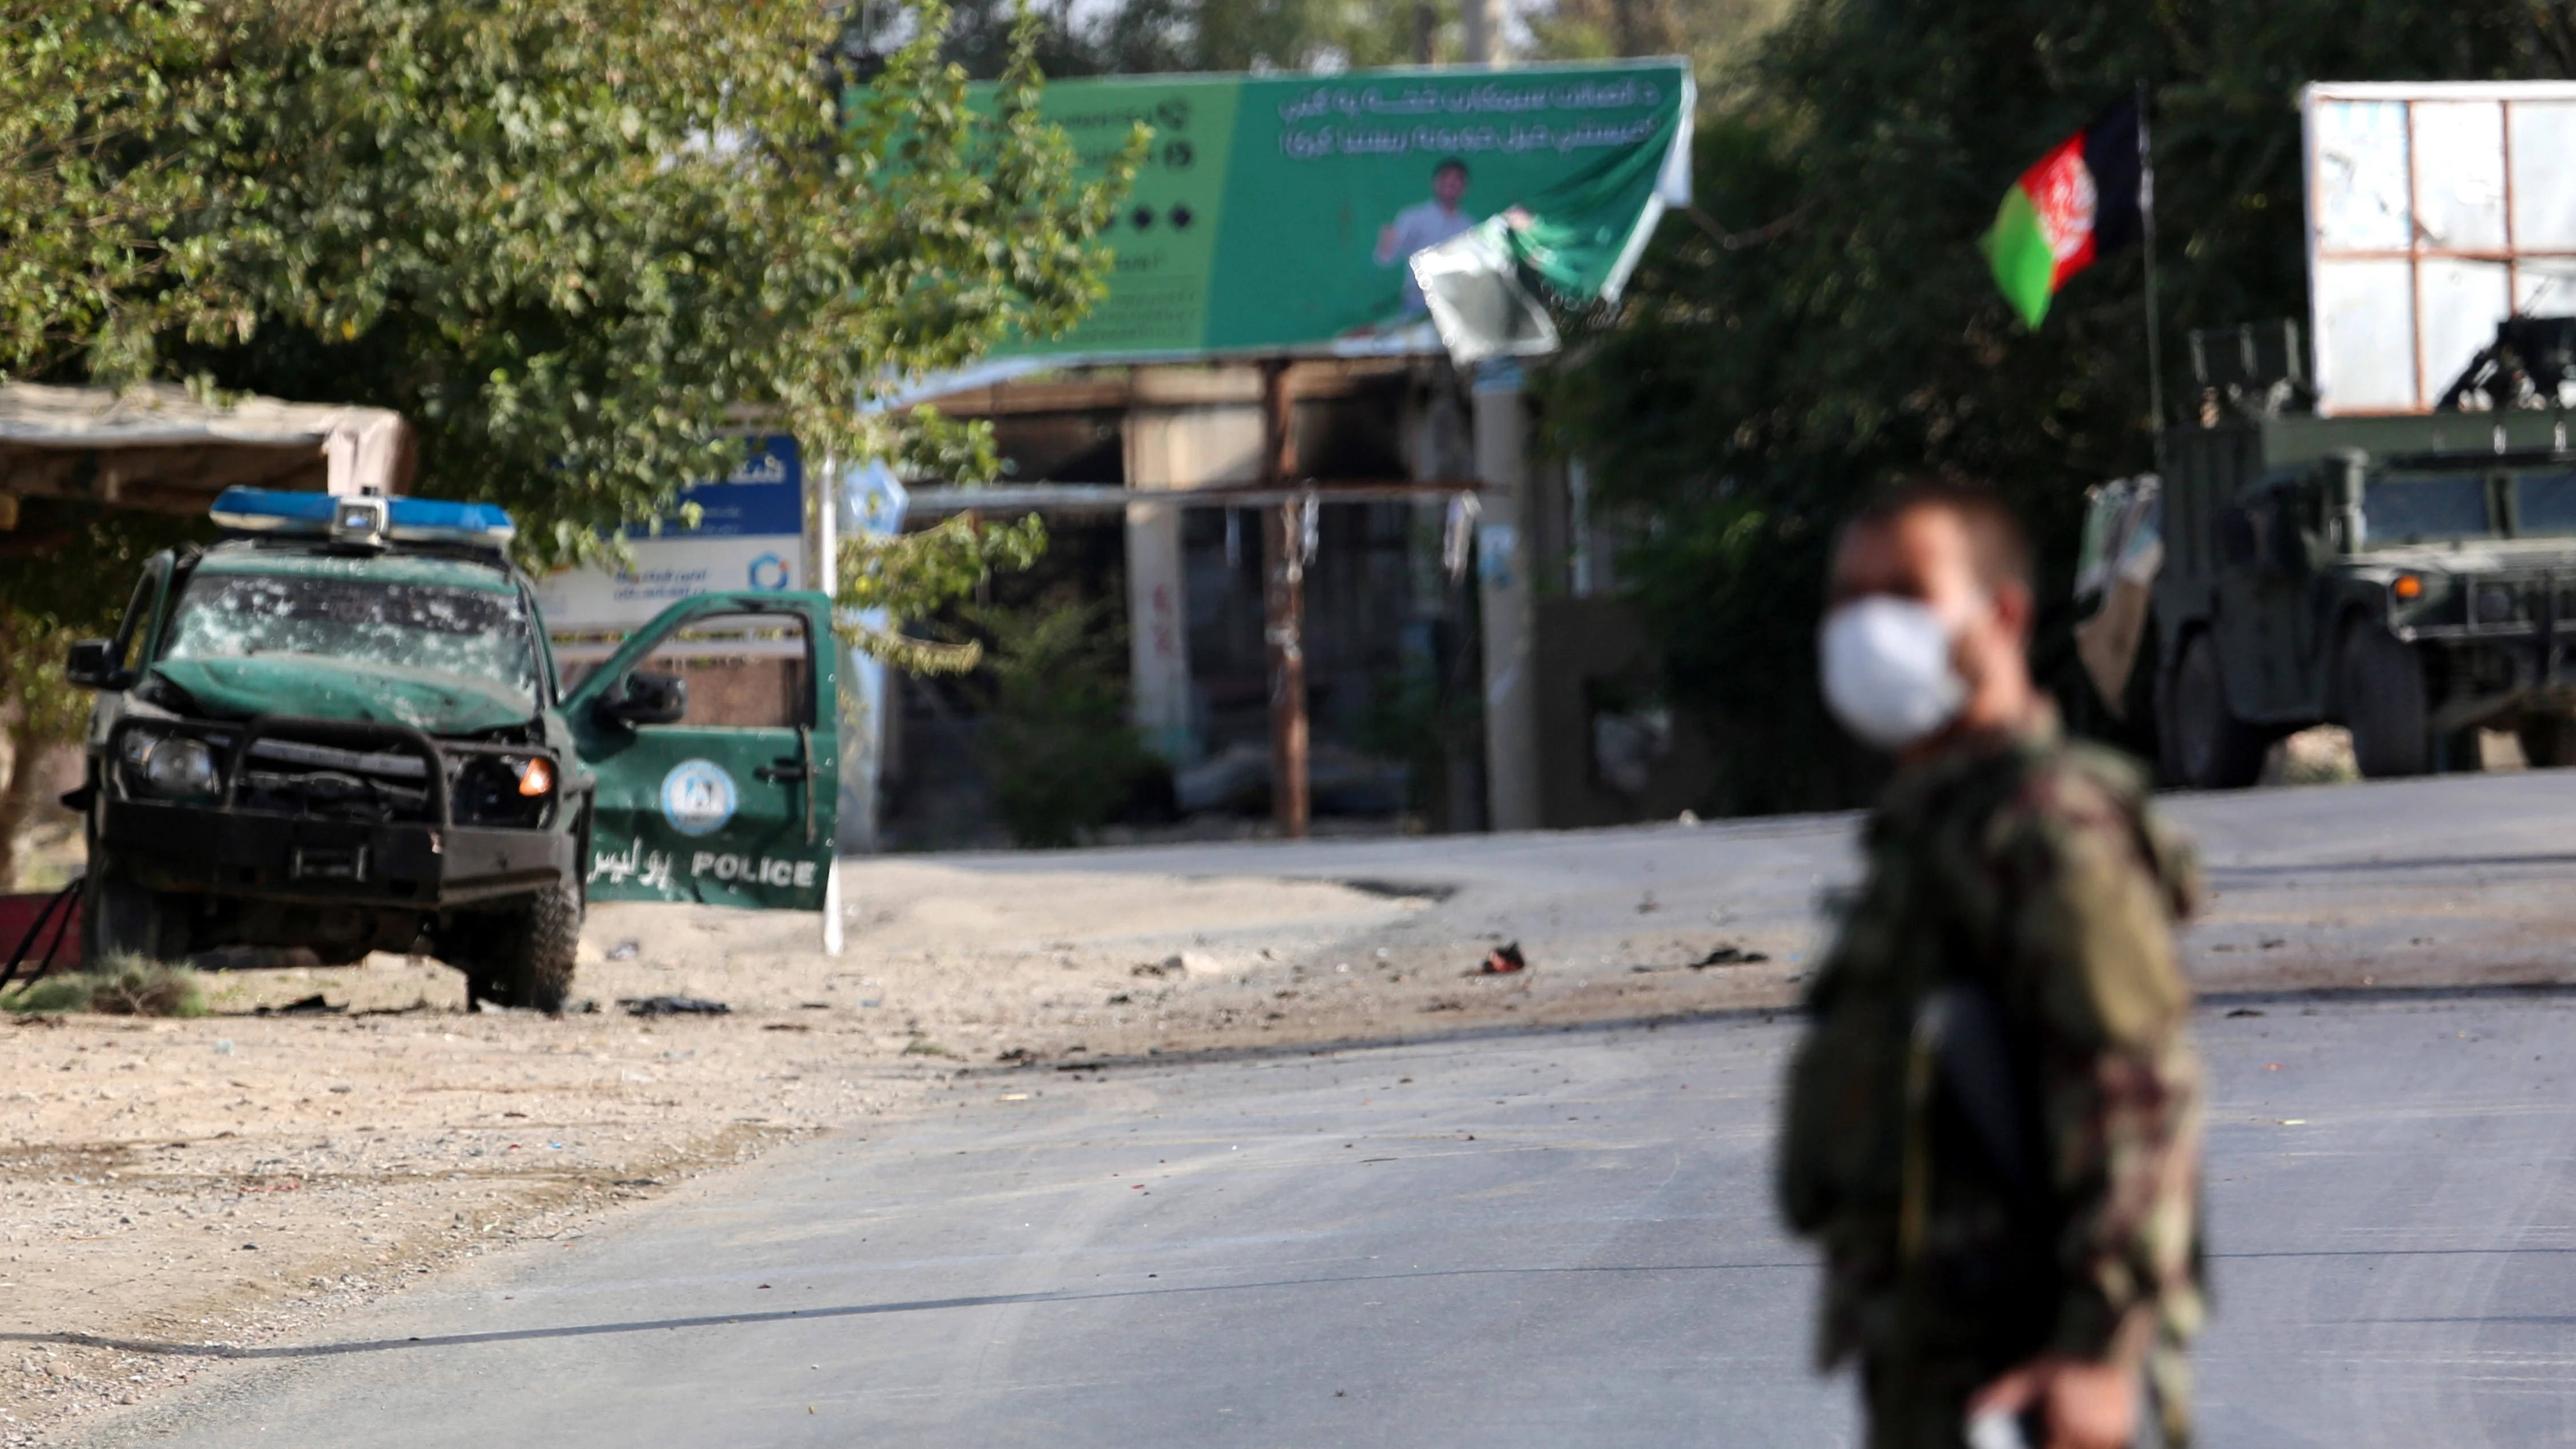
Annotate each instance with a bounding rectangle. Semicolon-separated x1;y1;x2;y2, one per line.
1545;0;2565;815
868;0;1456;77
0;2;233;383
127;0;1132;566
838;512;1049;673
1526;0;1795;82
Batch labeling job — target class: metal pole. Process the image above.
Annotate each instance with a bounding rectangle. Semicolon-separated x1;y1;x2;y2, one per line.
1261;361;1311;838
1460;0;1503;65
814;449;844;959
1474;361;1540;831
2138;81;2168;460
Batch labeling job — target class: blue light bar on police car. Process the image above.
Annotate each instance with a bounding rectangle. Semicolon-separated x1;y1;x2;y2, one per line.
211;487;516;549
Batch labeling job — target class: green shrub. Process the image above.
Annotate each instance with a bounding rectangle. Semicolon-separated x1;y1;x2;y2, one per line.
2;957;206;1017
967;599;1158;848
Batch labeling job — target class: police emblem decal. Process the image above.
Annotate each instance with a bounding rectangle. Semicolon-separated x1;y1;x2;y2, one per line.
659;759;738;837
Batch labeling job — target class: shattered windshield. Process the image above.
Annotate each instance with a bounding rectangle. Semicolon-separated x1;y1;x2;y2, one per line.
2360;474;2490;546
163;573;540;698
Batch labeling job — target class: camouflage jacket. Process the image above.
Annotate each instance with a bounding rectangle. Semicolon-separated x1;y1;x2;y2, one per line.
1778;712;2205;1382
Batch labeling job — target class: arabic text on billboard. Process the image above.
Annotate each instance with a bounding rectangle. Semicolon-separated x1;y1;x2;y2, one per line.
956;60;1690;364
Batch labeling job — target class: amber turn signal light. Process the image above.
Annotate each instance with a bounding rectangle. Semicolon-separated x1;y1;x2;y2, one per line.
516;756;554;797
2393;573;2424;600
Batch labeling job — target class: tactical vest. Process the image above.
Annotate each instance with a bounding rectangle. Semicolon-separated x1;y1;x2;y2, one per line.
1777;733;2195;1374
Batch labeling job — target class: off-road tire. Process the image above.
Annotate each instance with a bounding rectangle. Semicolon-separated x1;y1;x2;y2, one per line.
2163;633;2268;790
2341;626;2432;778
463;879;581;1015
81;855;188;965
2518;715;2576;768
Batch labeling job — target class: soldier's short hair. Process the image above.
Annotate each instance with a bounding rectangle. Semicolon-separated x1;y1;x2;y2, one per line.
1845;478;2032;593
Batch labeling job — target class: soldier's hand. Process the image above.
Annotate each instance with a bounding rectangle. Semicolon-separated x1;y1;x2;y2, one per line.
1969;1354;2138;1449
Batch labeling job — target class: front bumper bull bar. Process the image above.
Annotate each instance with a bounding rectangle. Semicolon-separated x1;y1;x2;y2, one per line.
100;714;570;910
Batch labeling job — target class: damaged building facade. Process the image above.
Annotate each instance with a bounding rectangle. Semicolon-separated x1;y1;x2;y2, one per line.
875;359;1711;846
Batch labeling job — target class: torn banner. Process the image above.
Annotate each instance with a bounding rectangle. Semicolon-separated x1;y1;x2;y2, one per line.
931;59;1694;370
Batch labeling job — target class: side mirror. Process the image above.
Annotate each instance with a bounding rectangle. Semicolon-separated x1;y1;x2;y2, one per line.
63;638;121;690
594;669;687;728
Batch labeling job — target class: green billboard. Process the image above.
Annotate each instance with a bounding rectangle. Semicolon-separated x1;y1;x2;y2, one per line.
987;60;1694;363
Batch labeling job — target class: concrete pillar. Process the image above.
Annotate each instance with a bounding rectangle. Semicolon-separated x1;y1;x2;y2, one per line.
1122;367;1267;764
1124;497;1193;761
1476;362;1540;831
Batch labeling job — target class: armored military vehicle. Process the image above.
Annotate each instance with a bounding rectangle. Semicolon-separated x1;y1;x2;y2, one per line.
2151;321;2576;787
63;487;839;1010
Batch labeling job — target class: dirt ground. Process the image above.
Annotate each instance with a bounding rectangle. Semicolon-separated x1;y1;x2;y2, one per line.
0;858;1795;1444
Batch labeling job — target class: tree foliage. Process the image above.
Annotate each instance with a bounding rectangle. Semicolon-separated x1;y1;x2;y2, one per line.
1526;0;1795;83
1545;0;2573;815
873;0;1463;77
127;0;1132;569
837;512;1049;674
0;2;235;381
0;1;1129;567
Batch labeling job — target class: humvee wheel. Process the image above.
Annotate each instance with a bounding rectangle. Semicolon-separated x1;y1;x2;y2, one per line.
2164;633;2267;789
454;879;581;1015
2518;715;2576;768
2341;626;2431;778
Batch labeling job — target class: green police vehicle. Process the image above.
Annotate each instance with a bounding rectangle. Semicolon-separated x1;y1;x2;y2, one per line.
63;486;838;1011
2151;323;2576;787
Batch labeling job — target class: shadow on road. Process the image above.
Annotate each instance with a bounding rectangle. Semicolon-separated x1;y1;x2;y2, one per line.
0;1261;1814;1362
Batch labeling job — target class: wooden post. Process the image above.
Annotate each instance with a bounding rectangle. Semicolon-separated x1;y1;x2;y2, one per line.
1262;361;1310;838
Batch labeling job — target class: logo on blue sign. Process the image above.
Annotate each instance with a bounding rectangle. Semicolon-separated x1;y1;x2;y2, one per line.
747;552;791;590
670;435;804;538
659;759;739;837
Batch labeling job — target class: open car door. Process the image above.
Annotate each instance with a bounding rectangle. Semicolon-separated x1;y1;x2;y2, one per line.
565;592;839;909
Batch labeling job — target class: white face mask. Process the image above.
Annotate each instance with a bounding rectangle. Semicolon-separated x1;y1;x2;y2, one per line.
1818;595;1969;751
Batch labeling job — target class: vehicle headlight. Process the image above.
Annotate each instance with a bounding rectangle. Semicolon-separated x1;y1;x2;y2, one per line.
511;756;554;798
124;732;222;802
2477;583;2522;625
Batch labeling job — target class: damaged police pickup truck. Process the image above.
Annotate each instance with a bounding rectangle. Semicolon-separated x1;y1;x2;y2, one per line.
62;488;838;1013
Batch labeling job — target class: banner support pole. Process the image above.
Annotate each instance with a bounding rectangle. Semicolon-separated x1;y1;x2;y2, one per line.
2138;80;2168;467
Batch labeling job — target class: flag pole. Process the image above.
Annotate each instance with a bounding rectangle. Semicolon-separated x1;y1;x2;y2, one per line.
2138;80;2167;466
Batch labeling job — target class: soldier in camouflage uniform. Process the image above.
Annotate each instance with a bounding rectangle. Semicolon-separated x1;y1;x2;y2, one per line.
1780;482;2205;1449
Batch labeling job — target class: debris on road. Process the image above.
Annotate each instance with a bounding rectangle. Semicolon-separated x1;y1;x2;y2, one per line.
1689;943;1772;968
617;995;731;1017
1478;942;1527;975
1134;951;1222;978
605;940;641;961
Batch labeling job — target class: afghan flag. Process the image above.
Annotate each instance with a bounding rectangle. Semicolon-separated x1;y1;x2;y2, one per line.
1983;92;2148;329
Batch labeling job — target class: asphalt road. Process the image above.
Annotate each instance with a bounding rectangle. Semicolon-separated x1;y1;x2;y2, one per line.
53;773;2576;1447
925;768;2576;998
63;989;2576;1447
